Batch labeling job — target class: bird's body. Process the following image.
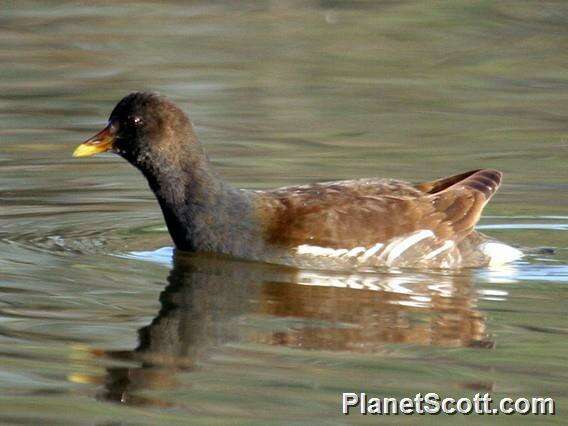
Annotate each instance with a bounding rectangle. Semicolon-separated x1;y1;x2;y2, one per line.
74;92;522;269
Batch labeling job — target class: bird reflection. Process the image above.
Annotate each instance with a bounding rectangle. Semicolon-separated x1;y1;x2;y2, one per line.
89;252;493;405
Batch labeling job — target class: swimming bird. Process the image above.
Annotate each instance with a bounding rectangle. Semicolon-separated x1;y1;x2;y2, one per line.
73;92;522;269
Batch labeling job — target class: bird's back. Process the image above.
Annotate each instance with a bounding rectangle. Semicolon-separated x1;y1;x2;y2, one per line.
254;169;522;268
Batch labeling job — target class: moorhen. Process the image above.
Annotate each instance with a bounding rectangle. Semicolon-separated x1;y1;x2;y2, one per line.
73;92;522;268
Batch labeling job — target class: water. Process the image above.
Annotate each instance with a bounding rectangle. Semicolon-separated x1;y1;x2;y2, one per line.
1;1;567;423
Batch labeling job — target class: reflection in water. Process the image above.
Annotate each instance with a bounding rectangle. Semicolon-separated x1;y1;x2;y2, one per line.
77;253;493;406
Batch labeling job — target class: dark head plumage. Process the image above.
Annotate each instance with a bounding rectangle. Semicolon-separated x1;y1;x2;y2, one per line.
104;92;197;169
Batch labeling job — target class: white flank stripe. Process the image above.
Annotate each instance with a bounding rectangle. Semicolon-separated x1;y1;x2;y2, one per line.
424;240;455;260
344;247;366;257
296;245;343;257
359;243;384;262
385;230;434;265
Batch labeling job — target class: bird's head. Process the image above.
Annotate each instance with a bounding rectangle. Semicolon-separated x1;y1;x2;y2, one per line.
73;92;197;170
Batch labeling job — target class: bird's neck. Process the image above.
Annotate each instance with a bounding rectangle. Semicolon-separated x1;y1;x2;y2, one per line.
138;143;259;255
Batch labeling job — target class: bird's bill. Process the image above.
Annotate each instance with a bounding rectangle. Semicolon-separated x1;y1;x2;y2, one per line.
73;124;116;158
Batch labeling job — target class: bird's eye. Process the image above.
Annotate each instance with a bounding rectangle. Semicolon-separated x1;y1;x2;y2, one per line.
132;116;142;125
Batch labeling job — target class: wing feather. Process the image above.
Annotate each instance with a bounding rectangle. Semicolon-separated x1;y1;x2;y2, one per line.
258;169;502;249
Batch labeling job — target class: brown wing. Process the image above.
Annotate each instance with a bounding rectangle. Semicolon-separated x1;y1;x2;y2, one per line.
258;169;502;249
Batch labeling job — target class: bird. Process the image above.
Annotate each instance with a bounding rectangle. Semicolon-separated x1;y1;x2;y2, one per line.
73;92;522;269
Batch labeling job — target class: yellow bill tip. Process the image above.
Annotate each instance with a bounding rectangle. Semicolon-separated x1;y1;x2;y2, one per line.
73;143;104;158
73;124;116;158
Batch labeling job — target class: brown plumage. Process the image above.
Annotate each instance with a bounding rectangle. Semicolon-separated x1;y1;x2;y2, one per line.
259;169;501;248
74;92;521;269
